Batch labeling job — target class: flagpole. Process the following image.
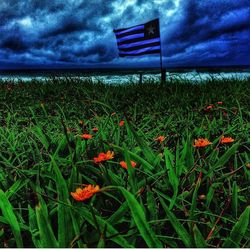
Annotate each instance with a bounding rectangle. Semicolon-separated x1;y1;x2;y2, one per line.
160;45;163;70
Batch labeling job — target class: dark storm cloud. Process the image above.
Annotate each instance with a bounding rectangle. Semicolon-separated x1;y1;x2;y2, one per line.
0;0;117;66
0;0;249;68
163;0;250;66
1;36;28;52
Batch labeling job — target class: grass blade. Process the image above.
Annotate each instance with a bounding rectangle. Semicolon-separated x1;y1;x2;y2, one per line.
164;148;179;210
51;156;72;247
118;187;163;248
78;206;133;248
0;189;23;247
208;143;239;175
6;179;29;199
159;196;193;247
28;205;41;248
147;186;158;221
125;120;156;165
232;181;238;218
124;144;137;194
193;224;207;247
222;205;250;247
35;201;59;248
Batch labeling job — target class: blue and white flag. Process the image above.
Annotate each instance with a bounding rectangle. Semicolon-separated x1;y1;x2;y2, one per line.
113;19;161;57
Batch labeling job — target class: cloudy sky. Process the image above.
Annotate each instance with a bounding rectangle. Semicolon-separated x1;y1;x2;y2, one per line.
0;0;249;69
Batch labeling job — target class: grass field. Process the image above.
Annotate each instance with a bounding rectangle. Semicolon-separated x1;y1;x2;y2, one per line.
0;76;249;248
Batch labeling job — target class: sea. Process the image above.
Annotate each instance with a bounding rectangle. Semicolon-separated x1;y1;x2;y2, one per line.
0;68;249;84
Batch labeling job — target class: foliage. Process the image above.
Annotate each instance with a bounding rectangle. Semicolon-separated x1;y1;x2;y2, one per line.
0;76;249;247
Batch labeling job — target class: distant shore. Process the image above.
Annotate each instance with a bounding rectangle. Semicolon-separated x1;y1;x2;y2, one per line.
0;69;249;84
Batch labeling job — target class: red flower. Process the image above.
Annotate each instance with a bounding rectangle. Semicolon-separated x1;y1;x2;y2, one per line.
217;101;223;105
155;136;166;143
71;185;100;201
205;105;214;110
94;151;114;164
120;160;137;170
119;120;125;127
194;138;212;148
220;136;234;144
92;127;98;132
80;134;93;140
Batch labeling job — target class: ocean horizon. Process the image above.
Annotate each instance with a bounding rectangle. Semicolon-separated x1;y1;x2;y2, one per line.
0;68;250;84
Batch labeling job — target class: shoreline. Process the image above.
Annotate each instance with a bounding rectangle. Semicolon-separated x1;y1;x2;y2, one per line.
0;71;250;84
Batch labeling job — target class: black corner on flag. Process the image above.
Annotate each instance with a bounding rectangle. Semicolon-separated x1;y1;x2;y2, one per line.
144;19;160;39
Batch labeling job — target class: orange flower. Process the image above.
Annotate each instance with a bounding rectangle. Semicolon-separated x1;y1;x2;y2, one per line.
94;151;114;164
71;185;100;201
220;136;234;144
80;134;93;140
92;127;98;132
120;160;137;170
79;120;84;125
246;164;250;169
194;138;212;148
205;105;213;110
217;101;223;105
119;120;125;127
155;136;166;143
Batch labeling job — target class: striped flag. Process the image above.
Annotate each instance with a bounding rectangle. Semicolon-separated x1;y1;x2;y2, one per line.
113;19;161;57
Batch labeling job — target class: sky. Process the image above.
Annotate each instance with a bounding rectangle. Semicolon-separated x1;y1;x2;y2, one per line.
0;0;249;69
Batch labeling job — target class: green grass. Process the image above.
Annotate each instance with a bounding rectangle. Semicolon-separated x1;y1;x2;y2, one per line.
0;76;249;247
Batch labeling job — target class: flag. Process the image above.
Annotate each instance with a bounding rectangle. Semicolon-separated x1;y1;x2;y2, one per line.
113;19;161;57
